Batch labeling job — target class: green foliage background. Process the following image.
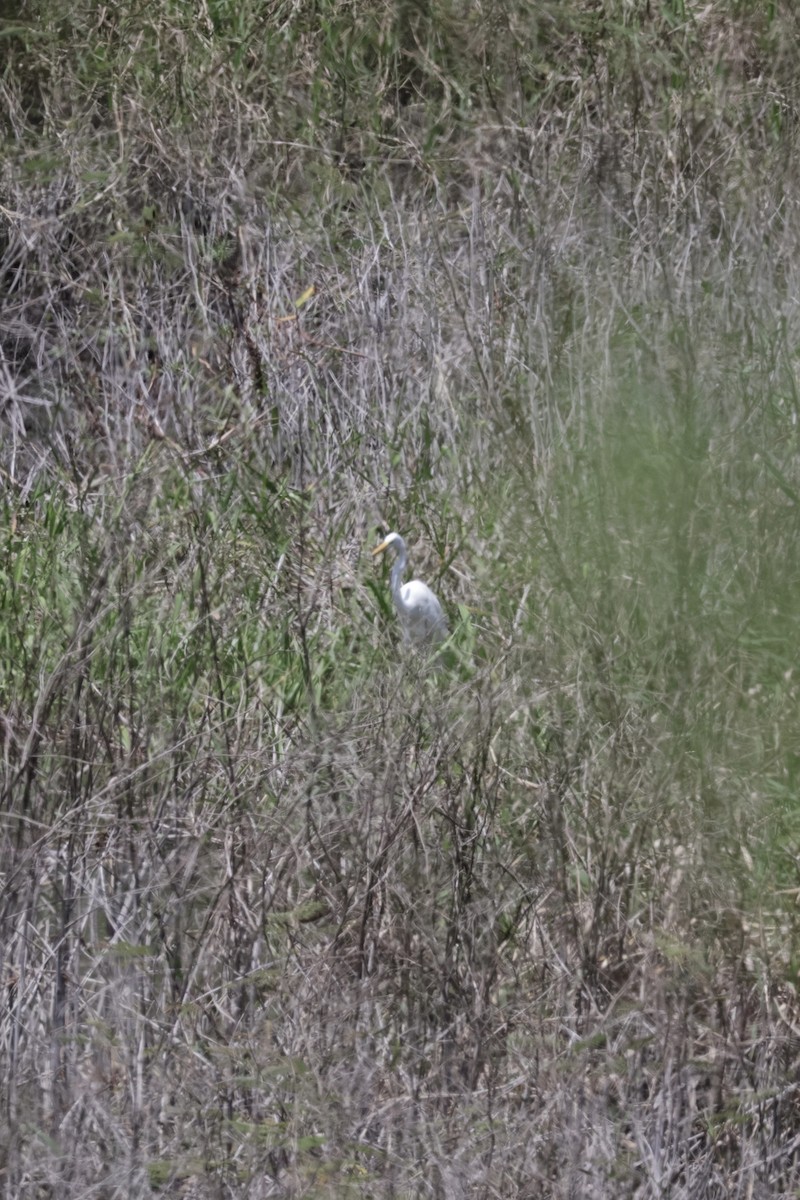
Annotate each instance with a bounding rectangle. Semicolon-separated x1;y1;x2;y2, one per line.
2;1;800;1195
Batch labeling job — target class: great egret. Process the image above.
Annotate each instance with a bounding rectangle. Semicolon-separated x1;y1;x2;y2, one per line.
372;531;448;646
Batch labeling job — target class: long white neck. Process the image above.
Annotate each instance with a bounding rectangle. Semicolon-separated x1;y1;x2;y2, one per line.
390;541;409;613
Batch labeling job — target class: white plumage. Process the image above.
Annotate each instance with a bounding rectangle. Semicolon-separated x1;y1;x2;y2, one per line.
372;531;448;646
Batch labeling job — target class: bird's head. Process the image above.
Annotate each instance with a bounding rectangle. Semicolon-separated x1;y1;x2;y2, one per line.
372;531;403;558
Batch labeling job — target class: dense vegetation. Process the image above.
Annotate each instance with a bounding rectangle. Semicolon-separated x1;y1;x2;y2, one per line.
3;1;800;1195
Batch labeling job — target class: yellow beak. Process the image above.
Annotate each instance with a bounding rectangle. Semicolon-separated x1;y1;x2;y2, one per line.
372;539;390;557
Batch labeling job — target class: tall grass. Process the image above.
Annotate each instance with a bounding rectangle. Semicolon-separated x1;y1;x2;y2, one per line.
3;1;800;1196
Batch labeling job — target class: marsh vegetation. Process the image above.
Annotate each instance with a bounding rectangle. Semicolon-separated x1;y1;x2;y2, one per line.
3;2;800;1195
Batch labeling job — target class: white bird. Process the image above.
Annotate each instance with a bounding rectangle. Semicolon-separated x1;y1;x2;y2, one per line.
372;531;448;646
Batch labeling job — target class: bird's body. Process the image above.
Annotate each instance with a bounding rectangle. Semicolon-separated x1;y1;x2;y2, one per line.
372;532;448;646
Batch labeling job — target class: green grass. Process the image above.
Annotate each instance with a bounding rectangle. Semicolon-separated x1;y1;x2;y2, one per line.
3;1;800;1196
